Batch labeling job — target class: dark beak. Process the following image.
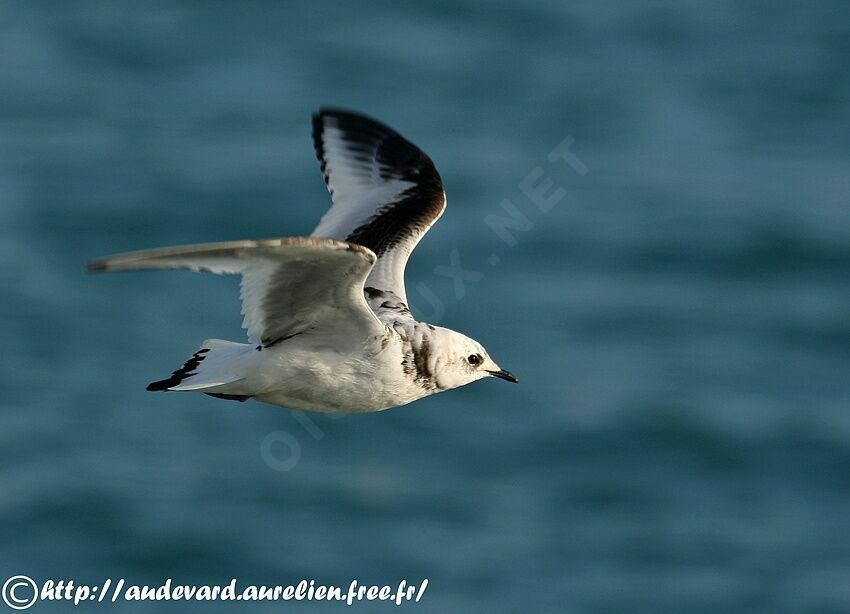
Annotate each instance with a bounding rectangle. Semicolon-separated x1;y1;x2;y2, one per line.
487;369;518;383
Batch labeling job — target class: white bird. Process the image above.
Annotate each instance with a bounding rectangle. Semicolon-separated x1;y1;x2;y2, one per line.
87;108;517;412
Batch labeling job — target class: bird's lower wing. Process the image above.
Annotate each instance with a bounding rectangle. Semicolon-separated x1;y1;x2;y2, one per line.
87;237;386;345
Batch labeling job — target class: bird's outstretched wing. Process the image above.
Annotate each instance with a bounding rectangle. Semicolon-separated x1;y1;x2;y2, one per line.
311;108;446;306
87;237;386;345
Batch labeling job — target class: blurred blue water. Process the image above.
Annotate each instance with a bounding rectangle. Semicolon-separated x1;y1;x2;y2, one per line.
1;1;849;612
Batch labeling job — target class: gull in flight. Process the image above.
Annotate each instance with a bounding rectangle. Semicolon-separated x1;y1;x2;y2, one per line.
88;108;517;412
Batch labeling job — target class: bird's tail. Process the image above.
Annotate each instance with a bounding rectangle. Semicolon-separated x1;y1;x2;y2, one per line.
147;339;254;400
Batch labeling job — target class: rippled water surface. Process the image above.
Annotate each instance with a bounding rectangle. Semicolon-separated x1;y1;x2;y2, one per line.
1;2;849;612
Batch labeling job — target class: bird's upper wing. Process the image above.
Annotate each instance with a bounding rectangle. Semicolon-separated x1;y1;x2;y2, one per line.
87;237;386;345
311;108;446;306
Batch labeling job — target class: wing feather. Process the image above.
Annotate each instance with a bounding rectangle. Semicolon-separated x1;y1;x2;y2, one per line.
87;237;385;344
311;108;446;306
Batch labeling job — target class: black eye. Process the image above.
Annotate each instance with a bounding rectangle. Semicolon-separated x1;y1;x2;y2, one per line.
467;354;481;366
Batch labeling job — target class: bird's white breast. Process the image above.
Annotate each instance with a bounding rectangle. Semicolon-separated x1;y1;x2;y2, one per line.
252;330;428;412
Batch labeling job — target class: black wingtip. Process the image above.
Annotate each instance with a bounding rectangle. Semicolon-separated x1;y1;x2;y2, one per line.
314;106;381;123
312;112;328;177
312;107;401;194
312;107;401;143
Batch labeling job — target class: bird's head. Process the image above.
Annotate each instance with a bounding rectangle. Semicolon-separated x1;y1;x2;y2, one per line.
431;328;517;391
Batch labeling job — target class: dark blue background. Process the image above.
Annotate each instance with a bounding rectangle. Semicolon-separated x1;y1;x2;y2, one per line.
2;2;849;612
